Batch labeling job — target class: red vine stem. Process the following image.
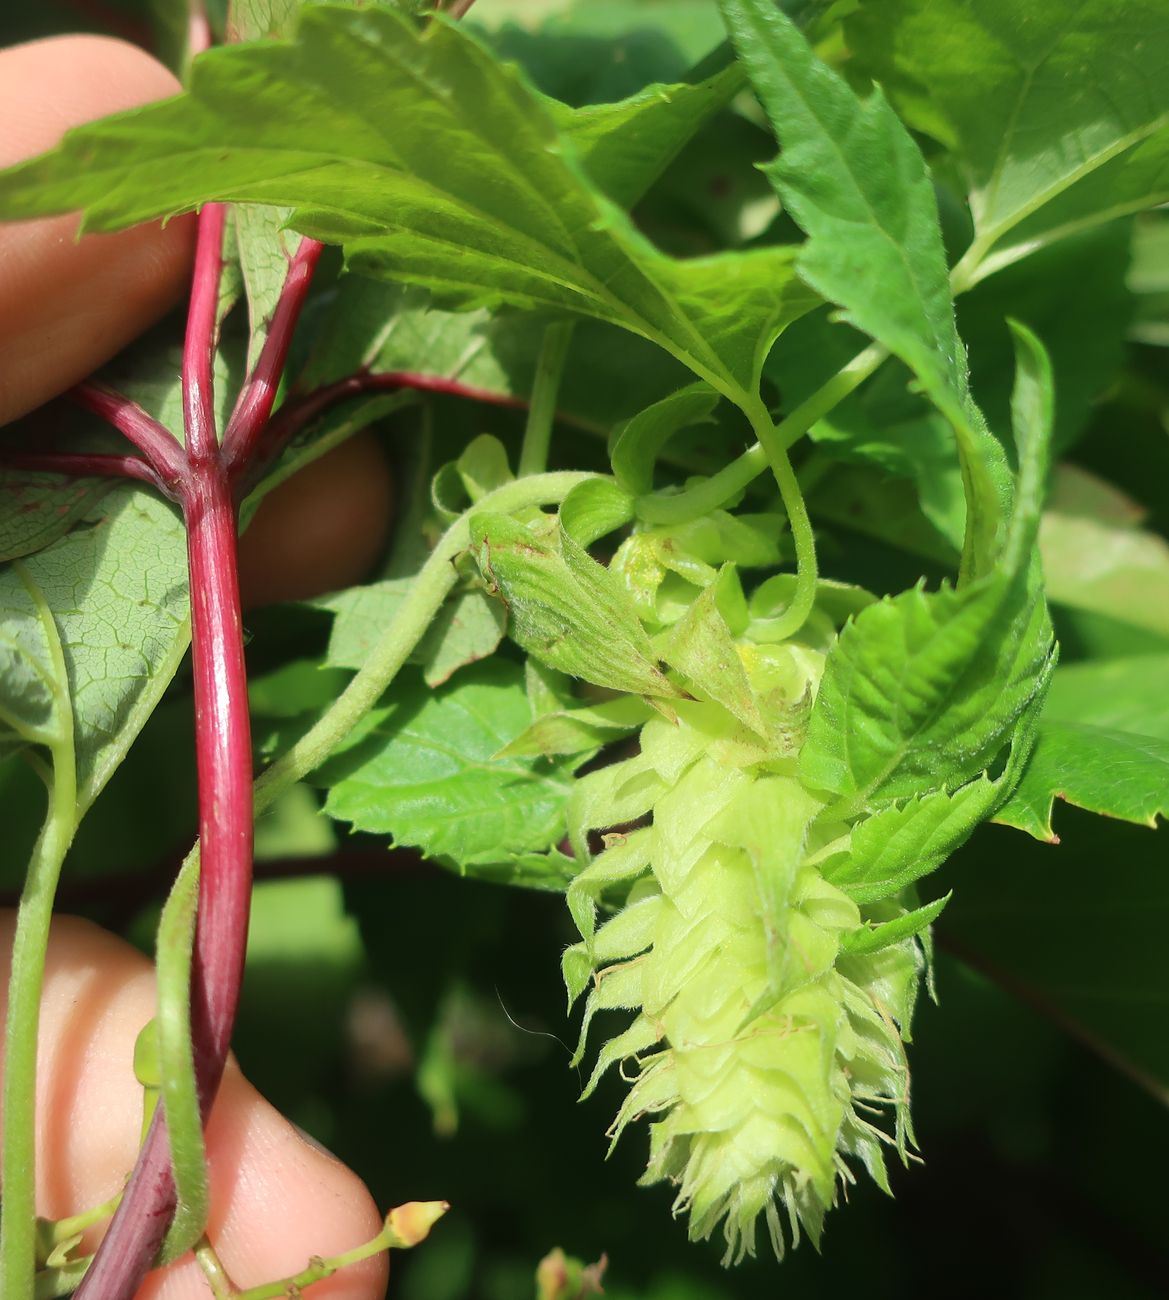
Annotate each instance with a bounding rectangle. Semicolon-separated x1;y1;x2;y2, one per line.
73;198;257;1300
246;368;531;482
223;237;325;474
0;450;166;491
182;203;227;463
70;382;185;489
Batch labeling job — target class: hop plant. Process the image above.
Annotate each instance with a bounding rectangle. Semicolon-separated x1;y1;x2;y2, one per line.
472;417;1050;1266
562;642;923;1263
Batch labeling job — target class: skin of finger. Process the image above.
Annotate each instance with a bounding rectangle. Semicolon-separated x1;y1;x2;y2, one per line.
0;35;195;427
0;913;388;1299
238;430;396;609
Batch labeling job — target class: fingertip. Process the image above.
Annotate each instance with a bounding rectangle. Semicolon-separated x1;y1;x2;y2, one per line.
140;1074;389;1300
0;35;195;426
0;912;390;1299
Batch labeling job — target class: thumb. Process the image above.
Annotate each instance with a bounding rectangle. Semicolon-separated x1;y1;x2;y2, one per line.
0;912;389;1299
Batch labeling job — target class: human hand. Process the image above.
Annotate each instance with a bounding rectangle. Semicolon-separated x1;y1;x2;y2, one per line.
0;34;390;1299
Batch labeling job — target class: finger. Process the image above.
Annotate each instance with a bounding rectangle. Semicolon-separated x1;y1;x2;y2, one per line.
0;36;195;426
238;430;395;608
0;912;388;1299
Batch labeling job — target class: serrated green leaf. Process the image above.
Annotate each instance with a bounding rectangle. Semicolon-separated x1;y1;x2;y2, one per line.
0;6;817;411
718;0;1007;580
320;661;576;880
800;327;1056;807
840;892;950;957
847;0;1169;283
471;511;679;699
824;775;1001;904
996;723;1169;841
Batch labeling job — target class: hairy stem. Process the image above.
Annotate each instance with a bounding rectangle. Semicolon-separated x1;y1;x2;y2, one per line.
0;575;76;1298
256;470;597;813
637;343;887;526
518;321;574;477
751;407;818;641
74;462;252;1300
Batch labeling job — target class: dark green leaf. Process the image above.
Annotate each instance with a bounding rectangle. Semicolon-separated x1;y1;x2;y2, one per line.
321;660;576;883
719;0;1008;578
847;0;1169;283
943;809;1169;1098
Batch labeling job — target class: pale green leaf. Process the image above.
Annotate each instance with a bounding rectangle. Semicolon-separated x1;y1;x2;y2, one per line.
0;474;112;565
0;564;70;756
315;578;504;686
0;487;189;809
1040;466;1169;640
232;204;300;371
418;589;507;688
655;583;764;736
0;6;817;409
610;382;719;496
1043;654;1169;741
471;511;680;700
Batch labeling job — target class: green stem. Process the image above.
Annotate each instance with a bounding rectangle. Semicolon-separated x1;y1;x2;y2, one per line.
750;405;818;642
637;342;887;526
255;469;594;808
517;321;574;478
0;582;77;1298
154;851;207;1264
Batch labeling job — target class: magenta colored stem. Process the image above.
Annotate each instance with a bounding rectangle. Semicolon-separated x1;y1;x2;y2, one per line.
0;450;167;492
70;382;184;488
183;205;227;463
246;368;529;481
74;461;253;1300
223;238;324;475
